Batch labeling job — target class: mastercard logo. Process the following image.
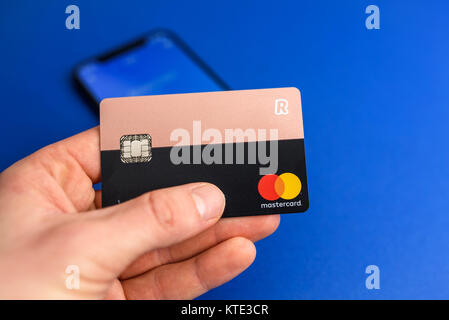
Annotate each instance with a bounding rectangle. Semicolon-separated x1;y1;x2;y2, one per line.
258;173;302;201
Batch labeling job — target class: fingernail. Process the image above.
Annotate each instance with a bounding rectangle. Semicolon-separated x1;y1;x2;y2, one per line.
191;184;225;220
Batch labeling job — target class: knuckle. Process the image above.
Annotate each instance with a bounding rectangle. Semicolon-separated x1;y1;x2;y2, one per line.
194;256;211;292
144;191;179;233
37;143;63;164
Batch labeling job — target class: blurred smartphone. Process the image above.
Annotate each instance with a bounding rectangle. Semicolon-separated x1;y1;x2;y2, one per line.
74;30;229;112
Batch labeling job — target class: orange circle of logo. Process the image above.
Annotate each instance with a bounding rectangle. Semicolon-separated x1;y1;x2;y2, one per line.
257;173;302;201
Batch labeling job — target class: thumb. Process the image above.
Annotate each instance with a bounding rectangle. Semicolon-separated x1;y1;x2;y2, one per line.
83;182;225;276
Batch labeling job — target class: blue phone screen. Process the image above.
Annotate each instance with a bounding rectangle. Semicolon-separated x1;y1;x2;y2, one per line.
77;34;224;102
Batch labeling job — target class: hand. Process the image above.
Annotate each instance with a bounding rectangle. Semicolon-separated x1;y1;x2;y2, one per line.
0;127;280;299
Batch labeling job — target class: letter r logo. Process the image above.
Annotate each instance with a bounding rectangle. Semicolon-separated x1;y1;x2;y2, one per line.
275;99;288;115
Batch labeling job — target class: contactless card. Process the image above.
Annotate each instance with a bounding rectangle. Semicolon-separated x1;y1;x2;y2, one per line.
100;88;309;217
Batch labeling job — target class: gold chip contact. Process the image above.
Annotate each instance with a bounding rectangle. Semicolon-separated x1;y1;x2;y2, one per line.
120;134;152;163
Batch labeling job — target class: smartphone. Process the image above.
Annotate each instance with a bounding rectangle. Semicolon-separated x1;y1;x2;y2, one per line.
74;30;229;111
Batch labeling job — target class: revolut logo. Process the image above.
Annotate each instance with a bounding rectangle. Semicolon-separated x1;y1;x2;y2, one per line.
258;173;303;209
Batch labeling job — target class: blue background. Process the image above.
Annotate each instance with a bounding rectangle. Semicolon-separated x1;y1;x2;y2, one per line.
1;0;449;299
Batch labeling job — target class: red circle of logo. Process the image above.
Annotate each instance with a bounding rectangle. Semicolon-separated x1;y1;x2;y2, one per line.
257;174;280;201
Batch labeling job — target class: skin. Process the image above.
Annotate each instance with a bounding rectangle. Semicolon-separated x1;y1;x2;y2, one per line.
0;127;280;299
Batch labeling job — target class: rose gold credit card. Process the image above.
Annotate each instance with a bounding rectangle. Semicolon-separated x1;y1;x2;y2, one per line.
100;88;309;217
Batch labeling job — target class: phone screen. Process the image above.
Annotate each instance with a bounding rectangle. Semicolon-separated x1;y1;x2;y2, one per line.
76;31;227;103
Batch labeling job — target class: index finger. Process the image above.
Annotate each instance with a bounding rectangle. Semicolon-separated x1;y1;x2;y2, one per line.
48;126;101;184
0;126;101;214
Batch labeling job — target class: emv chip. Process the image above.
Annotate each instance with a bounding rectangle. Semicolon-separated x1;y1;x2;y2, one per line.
120;134;152;163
